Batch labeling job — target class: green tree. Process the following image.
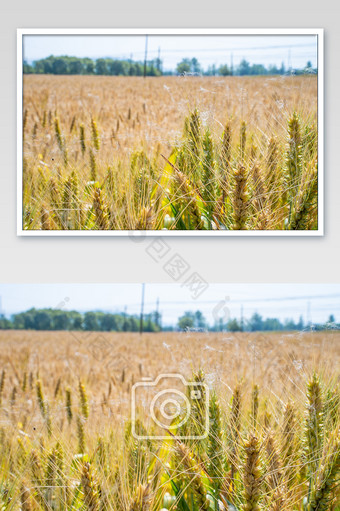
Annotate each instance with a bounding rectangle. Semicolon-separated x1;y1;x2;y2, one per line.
69;59;83;75
176;57;202;75
176;58;192;75
247;312;263;332
53;311;72;330
23;61;33;74
85;59;95;74
34;310;52;330
23;311;36;329
108;59;126;75
268;64;279;75
101;313;118;331
284;318;298;330
35;57;54;74
297;315;304;330
147;62;161;76
0;315;12;329
129;61;143;76
178;311;195;330
84;312;100;331
262;318;282;331
191;57;201;74
218;64;231;76
69;311;83;330
155;57;162;73
95;58;108;75
250;64;267;75
206;64;217;76
238;59;251;76
153;310;162;330
177;310;207;331
194;310;206;329
52;57;68;75
227;318;242;332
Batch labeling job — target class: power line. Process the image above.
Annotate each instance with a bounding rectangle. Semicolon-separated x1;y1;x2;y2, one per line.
73;43;315;63
120;42;316;56
118;293;340;308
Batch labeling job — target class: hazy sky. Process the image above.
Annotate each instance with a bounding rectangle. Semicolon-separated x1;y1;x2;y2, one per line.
23;34;318;70
0;284;338;325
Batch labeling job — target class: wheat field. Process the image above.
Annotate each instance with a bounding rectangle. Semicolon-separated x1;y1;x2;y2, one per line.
0;329;338;509
22;74;318;231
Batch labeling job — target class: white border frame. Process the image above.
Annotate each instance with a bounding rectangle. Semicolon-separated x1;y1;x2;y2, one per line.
17;28;324;237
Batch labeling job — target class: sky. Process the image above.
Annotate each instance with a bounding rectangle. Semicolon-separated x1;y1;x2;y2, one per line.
23;34;318;71
0;284;338;326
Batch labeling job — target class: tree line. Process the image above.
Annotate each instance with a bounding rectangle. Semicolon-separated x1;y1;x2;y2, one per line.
0;308;336;332
23;56;163;76
23;55;316;77
177;310;337;332
0;308;161;332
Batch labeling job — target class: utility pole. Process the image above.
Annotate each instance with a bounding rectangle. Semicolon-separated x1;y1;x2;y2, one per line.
156;297;160;329
240;304;244;332
143;35;148;78
157;46;161;72
231;53;234;76
288;48;292;73
307;301;312;329
140;283;145;334
123;305;128;332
